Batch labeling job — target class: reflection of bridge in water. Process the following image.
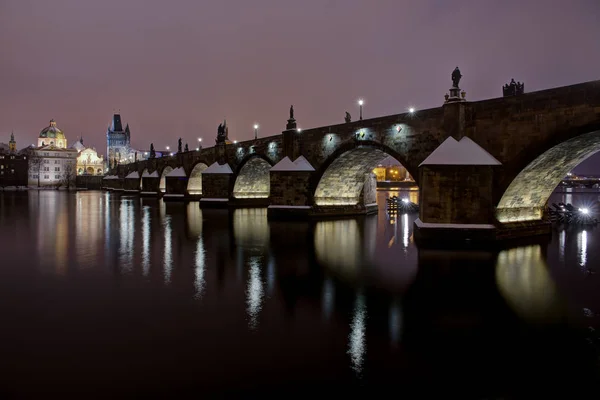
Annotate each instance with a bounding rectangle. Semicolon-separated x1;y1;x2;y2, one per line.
90;195;572;377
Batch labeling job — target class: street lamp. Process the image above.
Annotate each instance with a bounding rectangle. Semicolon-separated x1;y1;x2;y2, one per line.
254;124;259;140
409;107;415;114
166;146;170;151
198;138;202;143
358;99;364;120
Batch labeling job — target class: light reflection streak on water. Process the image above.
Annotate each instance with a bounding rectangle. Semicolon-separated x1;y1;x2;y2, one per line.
246;257;264;330
266;257;275;295
389;301;402;346
322;278;334;321
119;200;133;273
348;293;367;375
164;215;172;284
142;206;150;276
578;230;588;268
402;213;409;249
104;193;110;258
558;229;566;264
194;236;206;299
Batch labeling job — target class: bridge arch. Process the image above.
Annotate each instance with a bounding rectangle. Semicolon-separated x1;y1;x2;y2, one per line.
159;166;174;193
232;154;273;199
312;140;414;206
496;127;600;222
187;161;210;195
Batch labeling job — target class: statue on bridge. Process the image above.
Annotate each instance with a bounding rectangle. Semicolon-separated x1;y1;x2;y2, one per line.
452;66;462;88
345;111;352;123
178;138;182;153
149;143;156;159
289;105;294;120
503;78;525;97
216;123;226;144
184;143;189;152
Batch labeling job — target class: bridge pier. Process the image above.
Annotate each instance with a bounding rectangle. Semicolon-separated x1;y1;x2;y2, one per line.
163;167;188;201
267;156;314;219
413;137;502;244
199;162;234;208
123;171;140;193
141;171;160;197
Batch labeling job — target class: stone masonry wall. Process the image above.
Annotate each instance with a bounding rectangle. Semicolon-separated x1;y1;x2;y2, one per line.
166;176;188;194
362;172;377;206
142;177;159;193
202;174;232;199
269;171;312;206
420;165;494;224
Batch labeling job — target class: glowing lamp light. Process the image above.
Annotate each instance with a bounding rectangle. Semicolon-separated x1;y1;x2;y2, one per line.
297;128;302;133
234;140;238;144
254;124;259;130
166;146;170;150
409;107;415;113
358;99;364;106
580;208;590;214
170;152;174;156
195;147;199;151
401;198;409;203
198;138;202;142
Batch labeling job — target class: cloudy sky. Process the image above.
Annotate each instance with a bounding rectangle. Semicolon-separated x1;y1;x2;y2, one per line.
1;0;599;171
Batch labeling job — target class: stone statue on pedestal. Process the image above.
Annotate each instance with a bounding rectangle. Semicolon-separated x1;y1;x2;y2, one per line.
216;123;226;144
345;112;352;123
452;66;462;88
289;105;294;120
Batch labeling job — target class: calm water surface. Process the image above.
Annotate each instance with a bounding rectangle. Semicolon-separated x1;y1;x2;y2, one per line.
1;189;600;397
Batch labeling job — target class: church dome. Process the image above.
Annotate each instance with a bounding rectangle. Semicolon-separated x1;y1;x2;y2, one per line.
39;119;65;140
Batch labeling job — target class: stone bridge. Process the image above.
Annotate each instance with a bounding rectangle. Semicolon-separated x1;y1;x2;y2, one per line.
105;78;600;241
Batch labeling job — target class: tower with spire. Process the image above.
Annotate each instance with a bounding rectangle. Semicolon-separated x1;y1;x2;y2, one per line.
8;131;16;153
106;113;133;169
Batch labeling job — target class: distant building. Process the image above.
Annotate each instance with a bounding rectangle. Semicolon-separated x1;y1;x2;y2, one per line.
0;133;28;187
27;119;77;187
72;137;104;175
105;113;151;170
372;156;414;182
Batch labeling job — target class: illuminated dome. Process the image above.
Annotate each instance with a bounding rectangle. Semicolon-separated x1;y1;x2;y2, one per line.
39;119;65;140
38;119;67;148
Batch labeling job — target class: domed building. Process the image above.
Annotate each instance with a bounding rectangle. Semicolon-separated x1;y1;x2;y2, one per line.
28;119;78;187
38;119;67;148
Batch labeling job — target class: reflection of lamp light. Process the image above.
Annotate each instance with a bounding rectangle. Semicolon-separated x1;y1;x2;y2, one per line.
348;293;366;375
246;257;264;330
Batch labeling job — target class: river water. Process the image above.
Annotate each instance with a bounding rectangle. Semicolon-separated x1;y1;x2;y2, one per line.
1;189;600;397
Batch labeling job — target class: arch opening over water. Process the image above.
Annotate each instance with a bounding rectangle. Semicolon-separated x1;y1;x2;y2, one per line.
233;157;271;199
159;166;173;193
187;163;209;195
496;130;600;222
314;147;405;206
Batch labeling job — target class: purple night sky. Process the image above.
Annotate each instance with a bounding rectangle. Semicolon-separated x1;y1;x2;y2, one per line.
1;0;599;172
